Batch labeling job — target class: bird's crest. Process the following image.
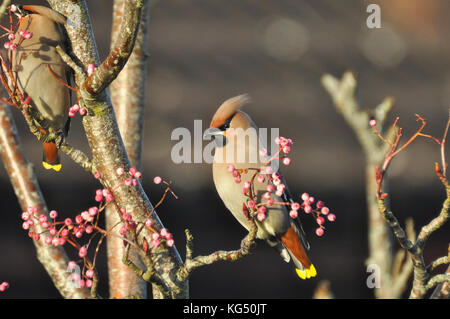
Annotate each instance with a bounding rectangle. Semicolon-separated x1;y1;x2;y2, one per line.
210;94;251;129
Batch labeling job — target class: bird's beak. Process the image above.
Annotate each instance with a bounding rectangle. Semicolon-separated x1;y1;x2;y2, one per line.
203;127;224;139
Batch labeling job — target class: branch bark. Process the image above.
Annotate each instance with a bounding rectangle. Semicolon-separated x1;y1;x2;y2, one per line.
322;72;413;298
46;0;188;298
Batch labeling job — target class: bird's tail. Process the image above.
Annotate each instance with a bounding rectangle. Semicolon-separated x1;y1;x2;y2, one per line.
280;224;317;279
42;142;61;172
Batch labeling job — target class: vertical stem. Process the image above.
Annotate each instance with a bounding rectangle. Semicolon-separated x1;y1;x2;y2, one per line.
106;0;150;299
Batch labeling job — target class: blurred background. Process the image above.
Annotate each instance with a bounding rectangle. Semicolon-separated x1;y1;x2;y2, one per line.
0;0;449;298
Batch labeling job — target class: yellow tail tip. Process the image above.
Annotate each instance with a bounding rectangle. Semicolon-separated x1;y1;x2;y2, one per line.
42;162;62;172
295;264;317;279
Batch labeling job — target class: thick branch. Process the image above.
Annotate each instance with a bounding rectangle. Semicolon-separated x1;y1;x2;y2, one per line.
47;0;187;298
106;0;150;299
82;0;144;96
322;72;406;298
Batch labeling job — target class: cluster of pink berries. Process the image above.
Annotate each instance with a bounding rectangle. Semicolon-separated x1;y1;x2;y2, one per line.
229;136;335;236
21;205;99;246
3;29;33;51
275;136;293;166
297;192;335;237
150;227;175;248
0;281;9;292
68;104;87;117
67;261;94;289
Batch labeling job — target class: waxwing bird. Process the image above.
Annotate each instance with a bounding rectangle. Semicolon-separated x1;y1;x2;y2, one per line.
205;94;316;279
12;5;71;171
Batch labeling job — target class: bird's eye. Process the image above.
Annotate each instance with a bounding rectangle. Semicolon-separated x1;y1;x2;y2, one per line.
220;117;232;131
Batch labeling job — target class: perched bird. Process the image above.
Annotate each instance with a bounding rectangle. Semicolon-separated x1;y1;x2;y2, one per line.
205;94;316;279
12;5;71;171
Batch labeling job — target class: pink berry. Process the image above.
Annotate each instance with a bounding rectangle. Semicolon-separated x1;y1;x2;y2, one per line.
369;119;377;127
152;239;161;248
24;32;33;39
116;167;125;176
301;193;309;201
152;232;160;241
10;4;17;12
64;218;72;226
71;104;80;112
258;206;267;214
160;228;169;238
247;200;256;209
321;207;330;215
266;185;275;193
78;246;87;258
289;210;298;219
3;42;10;49
309;196;315;204
259;148;268;157
304;205;312;214
234;176;241;183
33;233;40;241
282;157;291;166
327;213;336;222
316;216;325;225
274;137;281;145
153;176;162;184
68;261;77;270
227;164;235;172
8;33;15;41
243;181;251;189
45;236;52;245
291;202;300;211
266;199;274;206
145;218;153;227
9;43;17;50
283;145;291;154
134;171;142;179
257;212;266;222
86;269;95;278
87;64;96;76
263;192;271;200
315;227;324;237
78;279;85;288
166;239;175;247
21;212;30;220
79;108;87;116
85;225;93;234
257;175;265;183
88;207;98;216
129;167;137;176
316;201;324;209
86;279;93;288
22;222;30;230
49;210;58;219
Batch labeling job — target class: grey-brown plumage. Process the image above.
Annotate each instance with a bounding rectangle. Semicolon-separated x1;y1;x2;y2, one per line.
206;95;317;279
13;5;71;171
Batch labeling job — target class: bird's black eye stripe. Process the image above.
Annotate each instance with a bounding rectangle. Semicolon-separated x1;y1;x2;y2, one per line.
219;116;233;131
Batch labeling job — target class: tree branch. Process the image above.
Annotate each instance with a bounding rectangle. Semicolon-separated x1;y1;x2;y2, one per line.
0;97;91;298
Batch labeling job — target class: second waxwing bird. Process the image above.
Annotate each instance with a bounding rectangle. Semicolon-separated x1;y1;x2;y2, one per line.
204;94;316;279
13;5;71;172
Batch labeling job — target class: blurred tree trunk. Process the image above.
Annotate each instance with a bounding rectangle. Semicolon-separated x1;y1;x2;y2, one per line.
105;0;150;299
